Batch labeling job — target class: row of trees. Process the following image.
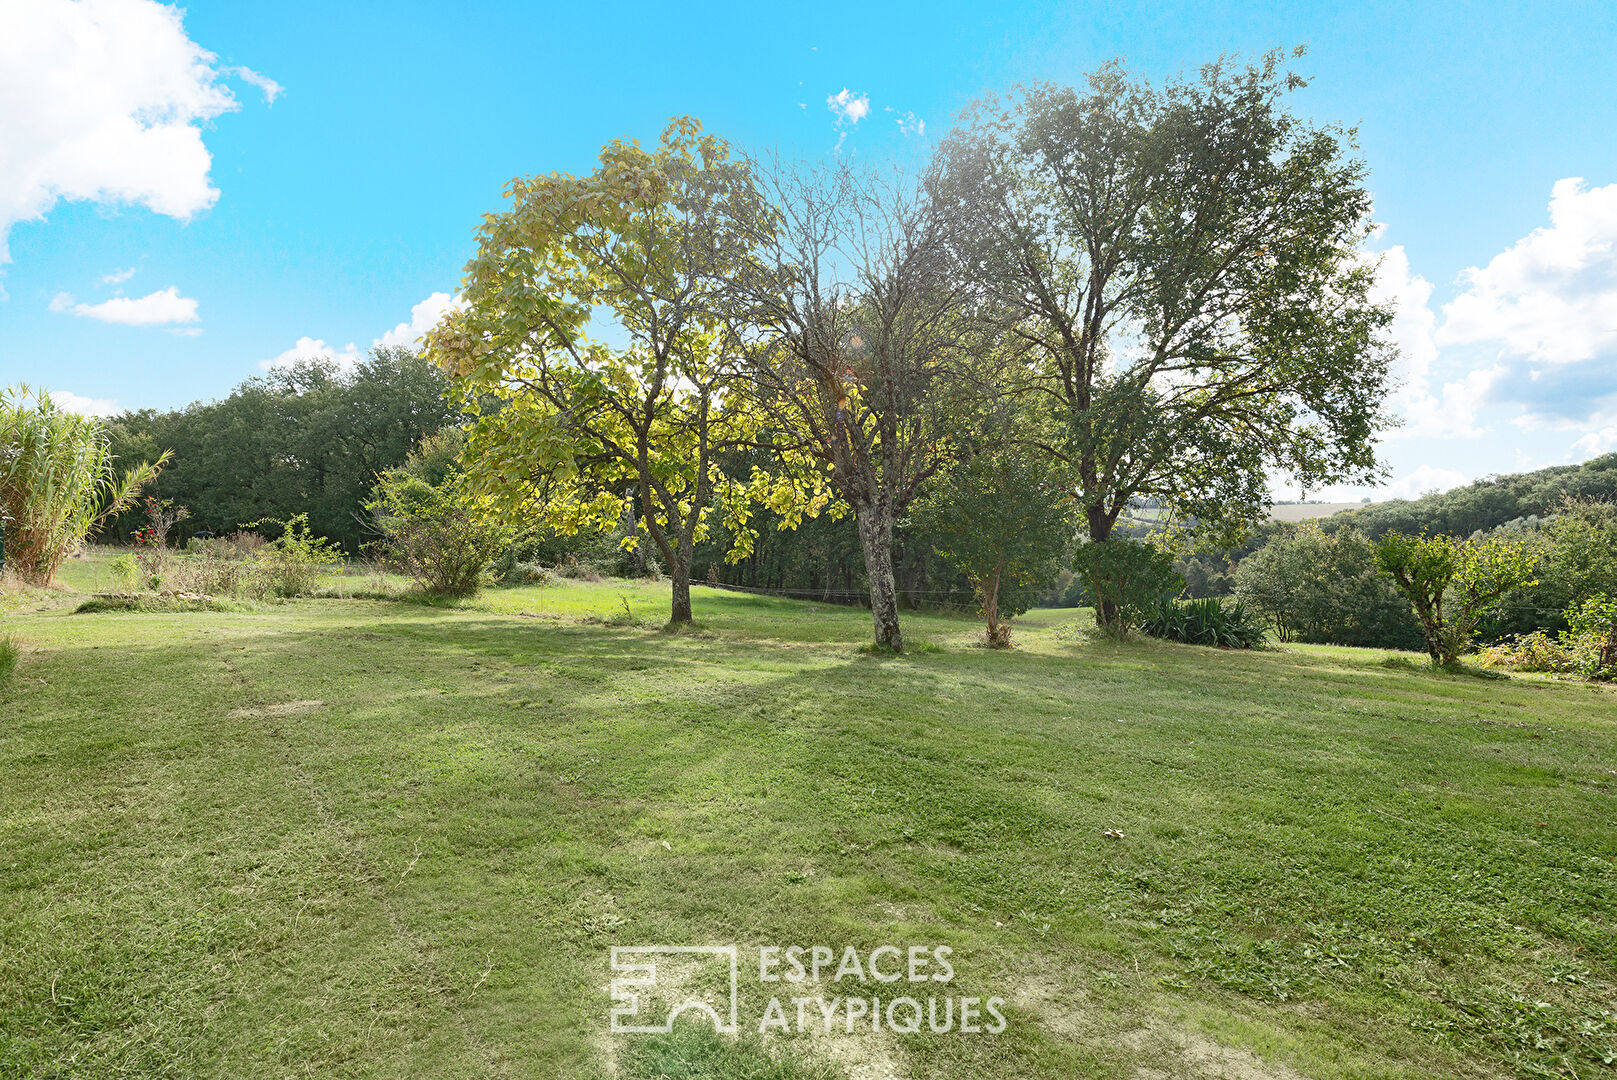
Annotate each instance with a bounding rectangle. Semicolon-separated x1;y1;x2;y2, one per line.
426;51;1398;649
101;348;456;551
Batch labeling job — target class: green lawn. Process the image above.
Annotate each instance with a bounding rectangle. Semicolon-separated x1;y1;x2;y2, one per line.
2;559;1616;1078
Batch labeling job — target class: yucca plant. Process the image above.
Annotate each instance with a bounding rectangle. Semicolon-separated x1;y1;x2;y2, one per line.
0;386;166;585
1141;595;1267;649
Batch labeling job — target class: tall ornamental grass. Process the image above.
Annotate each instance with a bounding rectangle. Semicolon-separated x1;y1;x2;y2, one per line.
0;386;163;585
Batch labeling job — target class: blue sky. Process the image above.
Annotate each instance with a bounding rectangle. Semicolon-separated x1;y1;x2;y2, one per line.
2;0;1615;501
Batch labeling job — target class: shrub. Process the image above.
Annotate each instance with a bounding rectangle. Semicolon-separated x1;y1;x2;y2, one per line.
1477;631;1580;674
1234;526;1422;649
1565;593;1617;679
109;554;139;590
368;432;510;597
1072;538;1183;637
1140;596;1267;649
250;514;344;597
556;554;605;582
75;593;235;614
493;547;553;586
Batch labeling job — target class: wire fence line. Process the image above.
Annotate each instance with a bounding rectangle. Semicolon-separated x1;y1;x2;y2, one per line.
697;579;977;609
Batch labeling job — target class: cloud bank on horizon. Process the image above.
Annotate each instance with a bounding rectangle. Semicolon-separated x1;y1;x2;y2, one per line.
1366;176;1617;491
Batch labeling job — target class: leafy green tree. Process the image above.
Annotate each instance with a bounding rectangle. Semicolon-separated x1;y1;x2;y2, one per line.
1323;453;1617;541
1233;525;1421;648
1564;593;1617;679
1072;537;1183;637
910;444;1077;646
0;387;162;584
428;119;818;626
101;347;455;549
933;50;1395;549
369;429;511;597
1543;497;1617;608
1373;532;1539;666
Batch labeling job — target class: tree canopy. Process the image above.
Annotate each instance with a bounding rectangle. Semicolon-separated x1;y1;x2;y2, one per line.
933;49;1395;545
426;119;826;625
102;347;455;550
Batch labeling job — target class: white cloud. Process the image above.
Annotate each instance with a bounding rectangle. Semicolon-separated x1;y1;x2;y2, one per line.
1439;178;1617;367
826;88;871;125
53;285;199;326
886;107;926;137
0;0;275;265
376;291;463;349
48;389;119;416
231;65;282;104
262;336;364;372
101;266;136;284
266;291;464;371
1571;424;1617;458
1368;243;1496;439
1383;464;1470;500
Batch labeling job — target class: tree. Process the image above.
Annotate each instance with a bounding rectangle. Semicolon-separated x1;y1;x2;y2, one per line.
0;387;162;585
1072;538;1183;637
1233;525;1421;648
1543;497;1617;608
427;119;815;626
910;442;1076;646
724;161;987;650
1565;593;1617;680
1373;532;1539;667
369;429;511;597
932;51;1395;565
101;347;455;550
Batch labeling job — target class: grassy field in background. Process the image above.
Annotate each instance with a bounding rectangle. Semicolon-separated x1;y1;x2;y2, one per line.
2;553;1616;1078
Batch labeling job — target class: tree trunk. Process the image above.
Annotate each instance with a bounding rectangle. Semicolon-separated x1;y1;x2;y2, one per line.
854;506;903;651
669;553;693;625
982;565;1009;648
1086;503;1119;631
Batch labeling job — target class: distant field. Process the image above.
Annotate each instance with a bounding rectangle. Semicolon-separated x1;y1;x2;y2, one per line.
2;554;1615;1079
1267;502;1367;522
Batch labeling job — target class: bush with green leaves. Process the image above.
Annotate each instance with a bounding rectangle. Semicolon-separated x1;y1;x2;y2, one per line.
241;514;344;597
1072;538;1183;637
1141;596;1267;649
909;444;1077;647
368;430;511;597
1234;525;1422;649
1565;592;1617;679
491;546;554;586
1476;630;1581;674
1373;531;1539;667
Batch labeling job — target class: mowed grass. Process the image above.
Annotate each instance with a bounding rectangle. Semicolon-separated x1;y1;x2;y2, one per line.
2;560;1616;1079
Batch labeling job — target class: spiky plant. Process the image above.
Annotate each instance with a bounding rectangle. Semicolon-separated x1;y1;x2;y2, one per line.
0;386;165;585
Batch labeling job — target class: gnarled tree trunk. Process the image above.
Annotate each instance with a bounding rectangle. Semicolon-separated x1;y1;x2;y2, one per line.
855;506;903;652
